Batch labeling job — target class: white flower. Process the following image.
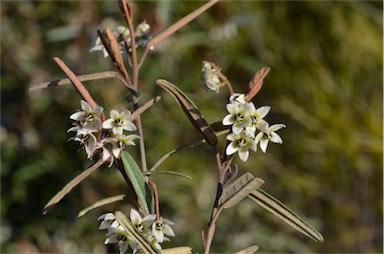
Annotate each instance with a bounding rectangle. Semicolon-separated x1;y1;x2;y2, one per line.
103;110;137;135
90;37;109;57
222;103;252;134
152;217;175;243
70;100;103;130
99;214;137;254
130;209;156;234
226;131;257;162
102;134;140;158
245;104;271;136
68;126;99;159
229;93;246;104
255;123;286;153
98;213;116;230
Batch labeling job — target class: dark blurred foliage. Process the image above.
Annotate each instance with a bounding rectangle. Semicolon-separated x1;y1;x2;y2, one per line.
1;1;382;253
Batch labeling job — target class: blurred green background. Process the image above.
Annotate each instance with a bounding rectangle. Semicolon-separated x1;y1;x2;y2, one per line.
1;1;382;253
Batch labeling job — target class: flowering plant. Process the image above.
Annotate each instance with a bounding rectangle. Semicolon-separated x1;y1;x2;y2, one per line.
30;1;323;253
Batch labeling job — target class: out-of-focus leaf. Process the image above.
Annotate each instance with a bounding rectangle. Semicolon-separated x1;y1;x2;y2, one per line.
249;188;324;242
121;151;153;214
161;246;193;254
148;171;192;180
245;66;270;102
115;211;160;254
29;71;129;91
156;79;218;147
219;172;264;209
77;194;125;218
42;161;102;215
235;244;259;254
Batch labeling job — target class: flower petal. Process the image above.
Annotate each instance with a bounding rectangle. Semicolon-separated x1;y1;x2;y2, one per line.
238;147;249;161
269;124;286;132
270;132;283;144
260;138;269;153
226;142;238;156
222;114;235;125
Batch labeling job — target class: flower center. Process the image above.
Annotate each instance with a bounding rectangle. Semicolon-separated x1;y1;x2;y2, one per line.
155;222;164;231
238;138;247;147
235;113;244;122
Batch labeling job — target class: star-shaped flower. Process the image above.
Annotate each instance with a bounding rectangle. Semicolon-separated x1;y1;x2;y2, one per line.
226;131;257;162
130;209;156;234
245;104;271;136
70;100;103;130
255;123;286;153
152;217;175;243
102;134;140;158
222;103;252;134
103;110;137;135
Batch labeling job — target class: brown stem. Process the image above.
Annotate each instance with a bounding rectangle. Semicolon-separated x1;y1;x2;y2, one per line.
53;57;105;121
149;181;160;219
146;0;219;49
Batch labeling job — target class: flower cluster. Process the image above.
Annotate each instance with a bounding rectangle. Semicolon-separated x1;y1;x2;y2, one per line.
98;210;175;254
200;61;223;93
90;22;152;58
223;93;285;161
68;100;139;166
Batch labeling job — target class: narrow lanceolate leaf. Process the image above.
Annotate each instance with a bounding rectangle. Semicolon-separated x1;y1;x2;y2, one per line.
115;211;160;254
77;194;125;218
29;71;130;91
42;160;103;215
121;151;153;214
219;172;264;209
161;247;193;254
249;188;324;242
245;67;270;102
234;245;259;254
156;79;217;146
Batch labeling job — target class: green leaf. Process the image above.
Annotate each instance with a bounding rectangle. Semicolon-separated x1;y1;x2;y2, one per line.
42;160;102;215
161;247;193;254
156;79;218;147
235;244;259;254
115;211;160;254
77;194;125;218
219;172;264;209
148;171;192;180
249;188;324;242
121;151;153;214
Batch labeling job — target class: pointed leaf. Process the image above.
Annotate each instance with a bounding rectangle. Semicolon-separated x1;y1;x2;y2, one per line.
245;67;270;102
219;173;264;209
161;247;193;254
121;151;153;214
42;161;102;214
148;171;192;180
77;194;125;218
235;245;259;254
29;71;130;91
115;211;160;254
156;79;217;146
249;188;324;242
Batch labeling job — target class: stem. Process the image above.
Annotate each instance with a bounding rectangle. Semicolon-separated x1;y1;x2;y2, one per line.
149;181;160;219
204;152;233;254
121;0;148;173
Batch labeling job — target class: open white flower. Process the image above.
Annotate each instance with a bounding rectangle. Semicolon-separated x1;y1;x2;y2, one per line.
70;100;103;130
245;104;271;136
226;131;257;162
222;103;252;134
152;217;175;243
68;126;99;159
103;110;137;135
130;209;156;234
102;134;140;158
255;123;286;153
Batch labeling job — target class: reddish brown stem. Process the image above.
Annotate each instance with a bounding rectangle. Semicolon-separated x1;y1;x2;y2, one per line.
149;181;160;219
